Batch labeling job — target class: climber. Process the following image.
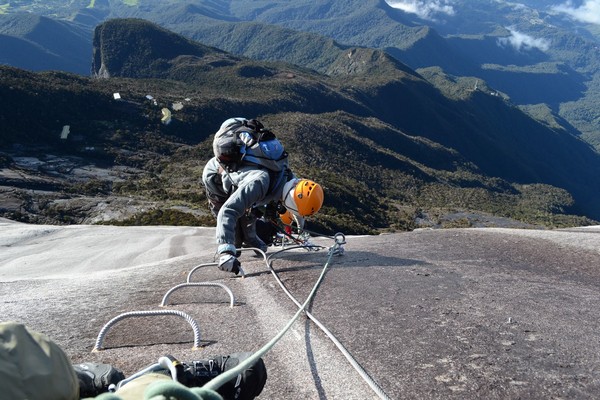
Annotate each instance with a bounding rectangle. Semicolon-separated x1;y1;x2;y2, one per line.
202;117;324;275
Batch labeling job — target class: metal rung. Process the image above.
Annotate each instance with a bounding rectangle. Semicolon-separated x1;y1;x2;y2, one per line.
93;309;202;351
186;262;218;283
161;282;235;308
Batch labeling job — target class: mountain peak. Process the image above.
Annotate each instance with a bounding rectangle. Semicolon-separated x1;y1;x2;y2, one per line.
325;46;419;78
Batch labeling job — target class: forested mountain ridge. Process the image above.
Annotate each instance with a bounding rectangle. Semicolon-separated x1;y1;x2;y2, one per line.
2;0;599;146
0;12;92;74
1;18;598;232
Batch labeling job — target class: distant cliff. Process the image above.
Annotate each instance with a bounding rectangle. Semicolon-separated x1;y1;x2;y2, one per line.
92;18;226;78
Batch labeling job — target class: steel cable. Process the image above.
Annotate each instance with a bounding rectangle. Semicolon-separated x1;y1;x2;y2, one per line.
204;234;391;399
264;243;391;400
202;237;341;392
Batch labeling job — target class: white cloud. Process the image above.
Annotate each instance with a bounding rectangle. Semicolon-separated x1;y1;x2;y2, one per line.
552;0;600;24
386;0;456;20
491;0;527;10
497;27;551;52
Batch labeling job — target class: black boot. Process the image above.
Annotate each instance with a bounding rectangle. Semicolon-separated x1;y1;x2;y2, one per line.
178;352;267;400
73;362;125;397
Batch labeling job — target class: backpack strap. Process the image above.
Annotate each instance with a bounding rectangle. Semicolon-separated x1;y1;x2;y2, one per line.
267;167;292;197
216;161;238;196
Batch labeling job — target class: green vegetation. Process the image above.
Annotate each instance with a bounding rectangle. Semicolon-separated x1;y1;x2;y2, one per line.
0;1;90;16
3;0;600;151
161;0;600;151
104;209;213;226
0;153;13;168
2;18;600;232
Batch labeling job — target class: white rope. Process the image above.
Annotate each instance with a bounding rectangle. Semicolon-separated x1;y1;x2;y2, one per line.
204;233;391;399
202;238;341;391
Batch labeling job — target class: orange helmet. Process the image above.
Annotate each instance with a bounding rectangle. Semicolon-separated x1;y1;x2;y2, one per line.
292;179;324;216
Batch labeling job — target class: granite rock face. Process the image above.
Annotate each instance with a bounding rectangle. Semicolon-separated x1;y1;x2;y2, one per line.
2;222;600;399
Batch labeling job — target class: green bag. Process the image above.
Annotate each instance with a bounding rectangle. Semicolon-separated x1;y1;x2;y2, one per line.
0;321;79;400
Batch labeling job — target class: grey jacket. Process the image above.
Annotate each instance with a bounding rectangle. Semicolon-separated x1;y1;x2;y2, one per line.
202;157;292;251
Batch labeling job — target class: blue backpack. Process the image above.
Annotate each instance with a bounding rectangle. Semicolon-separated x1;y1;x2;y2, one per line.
213;118;288;173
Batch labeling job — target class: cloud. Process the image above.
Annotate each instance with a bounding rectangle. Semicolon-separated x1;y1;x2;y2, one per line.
552;0;600;24
386;0;456;20
497;27;551;52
